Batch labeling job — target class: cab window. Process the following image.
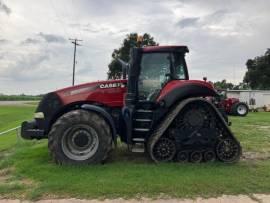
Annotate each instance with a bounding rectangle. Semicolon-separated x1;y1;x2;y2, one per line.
138;52;187;101
138;53;170;100
172;52;187;80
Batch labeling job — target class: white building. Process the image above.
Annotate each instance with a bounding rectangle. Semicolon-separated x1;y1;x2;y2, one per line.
227;90;270;109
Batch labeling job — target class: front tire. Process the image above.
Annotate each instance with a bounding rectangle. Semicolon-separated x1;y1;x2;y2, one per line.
48;110;112;165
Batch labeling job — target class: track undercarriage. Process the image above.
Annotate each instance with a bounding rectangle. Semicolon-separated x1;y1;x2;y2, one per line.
147;99;241;163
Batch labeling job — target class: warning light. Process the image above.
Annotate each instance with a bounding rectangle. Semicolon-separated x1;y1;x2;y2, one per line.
137;35;143;43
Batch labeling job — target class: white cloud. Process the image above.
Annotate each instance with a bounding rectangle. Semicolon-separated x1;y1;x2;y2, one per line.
0;0;270;94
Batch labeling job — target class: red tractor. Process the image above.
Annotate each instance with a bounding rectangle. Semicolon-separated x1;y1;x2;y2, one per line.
21;46;241;164
216;90;249;117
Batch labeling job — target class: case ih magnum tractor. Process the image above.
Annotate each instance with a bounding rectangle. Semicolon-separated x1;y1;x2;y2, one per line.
21;46;241;164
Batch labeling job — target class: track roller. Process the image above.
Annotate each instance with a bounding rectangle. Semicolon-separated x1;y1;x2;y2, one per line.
216;138;241;163
152;137;176;162
176;151;189;163
203;150;216;162
190;151;203;163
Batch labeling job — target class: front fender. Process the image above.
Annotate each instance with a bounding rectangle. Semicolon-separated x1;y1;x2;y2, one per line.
81;104;117;145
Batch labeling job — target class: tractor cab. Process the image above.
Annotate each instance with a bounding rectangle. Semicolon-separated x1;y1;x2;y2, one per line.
126;46;189;105
137;47;189;102
123;46;190;145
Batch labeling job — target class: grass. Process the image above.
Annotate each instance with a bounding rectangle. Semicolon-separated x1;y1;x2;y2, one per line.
230;113;270;153
0;105;270;200
0;94;41;101
0;105;36;151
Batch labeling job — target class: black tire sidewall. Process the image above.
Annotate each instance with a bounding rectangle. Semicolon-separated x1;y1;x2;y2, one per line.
49;110;112;165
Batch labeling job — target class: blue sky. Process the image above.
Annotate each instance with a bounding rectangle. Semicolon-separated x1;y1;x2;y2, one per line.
0;0;269;94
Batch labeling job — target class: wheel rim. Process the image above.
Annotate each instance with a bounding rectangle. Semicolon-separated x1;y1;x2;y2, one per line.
61;124;99;161
152;138;176;162
237;105;247;115
216;139;240;162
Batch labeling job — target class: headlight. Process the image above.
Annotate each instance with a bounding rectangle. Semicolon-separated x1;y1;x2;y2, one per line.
34;112;44;119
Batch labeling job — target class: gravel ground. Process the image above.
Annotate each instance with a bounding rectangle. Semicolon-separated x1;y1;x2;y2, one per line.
1;194;270;203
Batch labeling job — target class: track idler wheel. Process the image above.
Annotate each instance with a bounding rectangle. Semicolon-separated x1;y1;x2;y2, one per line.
190;151;203;163
216;139;241;163
176;151;189;163
203;150;216;162
152;138;176;162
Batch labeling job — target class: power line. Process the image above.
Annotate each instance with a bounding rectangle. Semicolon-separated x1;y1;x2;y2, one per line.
67;0;83;39
62;0;77;38
71;0;84;40
49;0;69;38
69;38;82;86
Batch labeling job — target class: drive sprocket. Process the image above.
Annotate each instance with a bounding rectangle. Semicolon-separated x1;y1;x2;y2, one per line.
152;137;176;162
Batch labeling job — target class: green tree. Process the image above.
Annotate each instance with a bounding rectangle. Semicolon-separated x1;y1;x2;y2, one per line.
107;33;158;79
233;82;250;90
243;49;270;89
213;79;234;90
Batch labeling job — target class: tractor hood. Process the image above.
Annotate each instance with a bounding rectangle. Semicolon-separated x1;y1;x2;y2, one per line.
56;79;126;93
34;79;127;133
54;79;127;107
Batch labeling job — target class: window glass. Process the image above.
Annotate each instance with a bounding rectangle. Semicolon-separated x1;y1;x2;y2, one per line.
139;53;170;100
138;52;187;101
173;53;186;79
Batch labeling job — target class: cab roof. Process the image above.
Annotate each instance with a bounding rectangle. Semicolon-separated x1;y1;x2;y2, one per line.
142;45;189;53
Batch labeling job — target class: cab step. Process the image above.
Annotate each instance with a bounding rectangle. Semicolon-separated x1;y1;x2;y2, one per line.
136;109;153;113
133;128;150;132
134;119;152;122
132;138;145;142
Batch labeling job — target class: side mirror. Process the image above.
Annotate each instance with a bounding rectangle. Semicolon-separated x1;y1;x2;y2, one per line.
165;73;173;79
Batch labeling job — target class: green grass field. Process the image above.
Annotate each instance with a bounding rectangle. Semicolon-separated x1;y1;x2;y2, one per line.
0;105;270;200
0;95;41;101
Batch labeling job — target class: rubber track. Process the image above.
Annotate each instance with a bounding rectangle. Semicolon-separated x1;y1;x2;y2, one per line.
147;98;242;163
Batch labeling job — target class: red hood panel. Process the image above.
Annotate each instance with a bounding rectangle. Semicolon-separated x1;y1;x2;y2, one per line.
55;80;127;107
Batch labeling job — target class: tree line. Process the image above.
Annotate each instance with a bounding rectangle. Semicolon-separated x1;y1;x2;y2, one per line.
107;33;270;90
0;94;42;101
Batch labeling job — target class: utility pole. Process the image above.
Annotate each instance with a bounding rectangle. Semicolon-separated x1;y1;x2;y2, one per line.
69;38;82;86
